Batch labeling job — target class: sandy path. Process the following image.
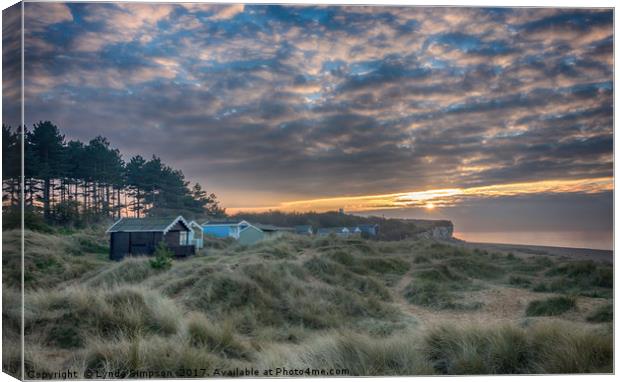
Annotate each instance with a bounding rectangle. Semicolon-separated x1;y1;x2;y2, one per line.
389;274;609;328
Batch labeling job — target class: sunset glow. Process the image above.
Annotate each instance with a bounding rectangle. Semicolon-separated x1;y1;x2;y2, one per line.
227;177;613;214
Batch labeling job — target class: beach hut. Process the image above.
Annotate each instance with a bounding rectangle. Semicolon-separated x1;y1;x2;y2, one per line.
188;220;204;249
106;216;195;260
237;224;266;245
202;219;252;239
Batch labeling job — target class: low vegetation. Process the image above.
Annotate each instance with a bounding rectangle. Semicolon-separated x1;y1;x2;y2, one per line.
2;228;108;289
421;323;612;374
403;279;482;311
525;296;577;317
535;261;613;298
2;229;613;378
149;241;174;270
587;304;613;323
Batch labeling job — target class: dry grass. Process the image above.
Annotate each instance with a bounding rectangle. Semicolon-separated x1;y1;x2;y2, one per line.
256;320;612;375
421;321;612;374
2;229;613;377
255;329;435;375
3;229;107;289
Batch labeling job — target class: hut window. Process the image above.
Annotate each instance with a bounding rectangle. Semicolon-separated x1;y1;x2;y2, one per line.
180;231;188;245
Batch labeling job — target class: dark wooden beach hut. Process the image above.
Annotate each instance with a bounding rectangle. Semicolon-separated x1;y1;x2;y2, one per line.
106;216;195;260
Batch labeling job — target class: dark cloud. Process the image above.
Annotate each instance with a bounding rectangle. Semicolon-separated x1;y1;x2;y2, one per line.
2;3;22;127
518;9;613;33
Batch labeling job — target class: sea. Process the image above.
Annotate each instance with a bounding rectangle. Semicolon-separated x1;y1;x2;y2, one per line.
453;230;613;251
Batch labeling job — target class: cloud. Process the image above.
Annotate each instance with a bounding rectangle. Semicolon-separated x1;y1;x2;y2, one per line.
210;4;245;20
24;2;73;32
72;3;175;52
181;3;245;20
16;4;612;216
2;3;22;126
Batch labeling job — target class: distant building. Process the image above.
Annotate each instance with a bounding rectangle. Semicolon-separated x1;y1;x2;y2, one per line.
237;224;266;245
348;227;362;235
317;227;352;237
106;216;195;261
358;224;379;237
317;225;377;238
202;220;270;245
295;225;314;235
188;221;204;249
254;223;294;238
201;219;252;239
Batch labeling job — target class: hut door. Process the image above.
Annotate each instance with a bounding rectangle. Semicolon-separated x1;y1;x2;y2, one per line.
110;232;129;260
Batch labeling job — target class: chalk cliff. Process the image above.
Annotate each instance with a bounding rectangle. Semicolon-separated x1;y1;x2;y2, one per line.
415;221;454;240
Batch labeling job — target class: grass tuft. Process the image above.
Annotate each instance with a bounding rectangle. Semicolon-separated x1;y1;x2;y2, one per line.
525;296;576;317
403;280;481;311
586;304;613;323
422;322;612;374
185;313;249;359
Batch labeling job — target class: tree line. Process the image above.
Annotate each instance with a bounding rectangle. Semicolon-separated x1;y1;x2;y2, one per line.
2;121;224;227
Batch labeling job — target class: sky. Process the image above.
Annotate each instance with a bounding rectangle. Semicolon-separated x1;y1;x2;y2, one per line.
2;2;614;249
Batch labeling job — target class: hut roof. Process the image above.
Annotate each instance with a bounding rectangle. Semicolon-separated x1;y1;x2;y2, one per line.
106;216;190;234
202;219;248;226
253;223;294;232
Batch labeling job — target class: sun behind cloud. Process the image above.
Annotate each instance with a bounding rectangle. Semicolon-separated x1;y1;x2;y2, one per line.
226;177;613;214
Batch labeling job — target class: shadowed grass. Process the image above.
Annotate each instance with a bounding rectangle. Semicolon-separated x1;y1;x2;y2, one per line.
3;229;107;289
525;296;576;317
586;304;613;323
422;322;612;374
403;280;482;311
445;257;505;280
536;261;613;297
509;276;532;287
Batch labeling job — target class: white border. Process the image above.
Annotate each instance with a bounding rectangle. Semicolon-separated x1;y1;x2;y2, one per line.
0;1;616;382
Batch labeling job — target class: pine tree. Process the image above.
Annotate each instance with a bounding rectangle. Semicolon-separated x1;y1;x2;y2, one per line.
27;121;65;221
65;140;86;213
9;120;222;225
125;155;147;217
189;183;225;217
2;124;21;207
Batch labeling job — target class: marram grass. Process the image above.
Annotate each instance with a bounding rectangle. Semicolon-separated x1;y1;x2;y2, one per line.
2;229;613;377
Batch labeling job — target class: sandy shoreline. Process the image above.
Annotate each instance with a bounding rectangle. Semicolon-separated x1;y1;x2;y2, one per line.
451;240;613;264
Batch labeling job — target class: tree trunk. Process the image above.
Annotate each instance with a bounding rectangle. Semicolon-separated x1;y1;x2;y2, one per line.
117;187;122;219
92;183;98;214
83;180;89;212
74;181;79;208
105;185;110;217
43;178;51;220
